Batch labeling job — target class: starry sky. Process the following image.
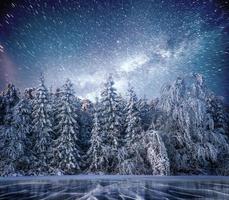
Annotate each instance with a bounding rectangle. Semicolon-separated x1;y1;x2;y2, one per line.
0;0;228;102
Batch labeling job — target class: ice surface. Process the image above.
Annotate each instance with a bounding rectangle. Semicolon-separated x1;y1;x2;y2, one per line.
0;175;229;200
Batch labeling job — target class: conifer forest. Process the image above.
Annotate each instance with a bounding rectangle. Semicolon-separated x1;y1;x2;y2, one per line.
0;73;228;176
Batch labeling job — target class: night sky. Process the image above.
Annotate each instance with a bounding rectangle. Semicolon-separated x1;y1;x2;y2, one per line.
0;0;228;102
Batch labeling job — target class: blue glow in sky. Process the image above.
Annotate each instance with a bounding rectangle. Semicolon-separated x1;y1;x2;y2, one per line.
0;0;228;101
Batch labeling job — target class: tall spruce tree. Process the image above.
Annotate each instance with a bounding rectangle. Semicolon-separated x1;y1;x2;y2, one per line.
0;84;22;175
117;86;146;174
53;79;81;174
87;100;108;173
125;86;143;147
31;74;53;174
0;98;32;176
12;98;32;174
99;74;123;173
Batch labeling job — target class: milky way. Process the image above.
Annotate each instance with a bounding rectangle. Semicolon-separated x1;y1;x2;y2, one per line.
0;0;228;101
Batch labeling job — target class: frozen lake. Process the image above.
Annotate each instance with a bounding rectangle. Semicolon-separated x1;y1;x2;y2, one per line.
0;175;229;199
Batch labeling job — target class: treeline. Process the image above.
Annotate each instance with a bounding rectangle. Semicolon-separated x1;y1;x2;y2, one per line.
0;73;228;176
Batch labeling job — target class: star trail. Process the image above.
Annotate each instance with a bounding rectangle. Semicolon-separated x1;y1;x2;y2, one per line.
0;0;228;101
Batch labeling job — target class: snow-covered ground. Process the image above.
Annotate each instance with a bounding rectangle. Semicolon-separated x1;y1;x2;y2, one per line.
0;175;229;199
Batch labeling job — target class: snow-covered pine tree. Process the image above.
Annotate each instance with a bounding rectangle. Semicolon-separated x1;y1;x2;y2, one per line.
12;98;32;173
145;130;170;175
125;86;143;147
0;84;22;176
0;97;32;176
31;74;53;175
117;86;146;175
99;74;123;173
53;79;81;175
87;99;108;173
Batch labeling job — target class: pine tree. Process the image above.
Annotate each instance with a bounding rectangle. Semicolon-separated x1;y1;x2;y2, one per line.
53;79;81;174
87;100;108;173
0;98;32;176
99;74;123;173
12;98;33;174
0;84;21;175
100;75;122;148
117;86;145;175
31;74;53;174
125;86;143;147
